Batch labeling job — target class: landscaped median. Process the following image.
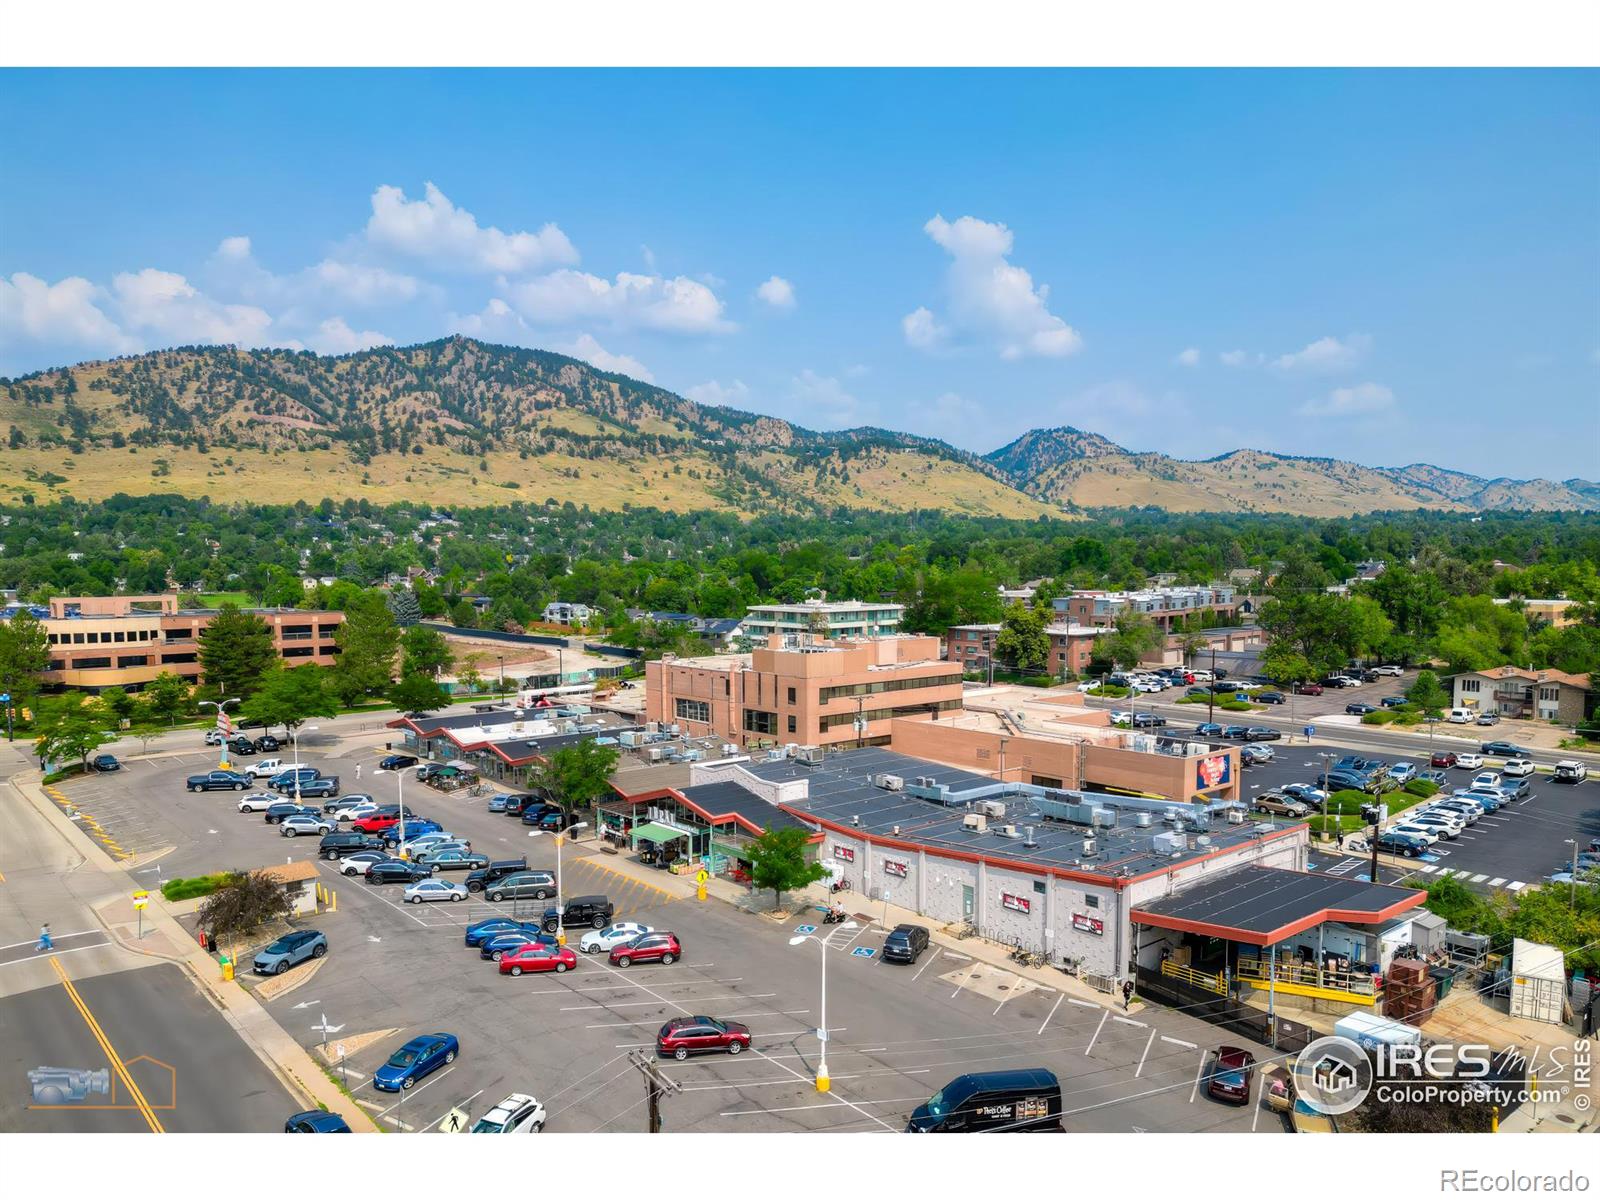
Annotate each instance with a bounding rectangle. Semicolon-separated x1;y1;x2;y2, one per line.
1308;778;1439;840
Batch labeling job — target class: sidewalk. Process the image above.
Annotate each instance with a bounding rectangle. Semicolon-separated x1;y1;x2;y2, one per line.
8;763;380;1133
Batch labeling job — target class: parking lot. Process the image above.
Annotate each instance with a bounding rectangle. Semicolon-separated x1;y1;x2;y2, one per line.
49;729;1293;1133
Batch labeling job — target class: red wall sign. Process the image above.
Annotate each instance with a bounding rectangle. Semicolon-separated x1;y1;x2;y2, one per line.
832;845;856;862
1001;893;1031;914
1072;912;1104;936
883;858;908;878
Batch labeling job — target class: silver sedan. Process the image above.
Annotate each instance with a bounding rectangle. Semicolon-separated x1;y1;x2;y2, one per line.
403;879;468;905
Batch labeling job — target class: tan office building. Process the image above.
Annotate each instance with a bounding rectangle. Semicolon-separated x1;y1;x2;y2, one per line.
644;634;963;749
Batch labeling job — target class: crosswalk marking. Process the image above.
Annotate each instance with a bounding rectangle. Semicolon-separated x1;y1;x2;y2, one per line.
1414;865;1436;874
1507;881;1526;891
1487;878;1506;887
1469;873;1489;883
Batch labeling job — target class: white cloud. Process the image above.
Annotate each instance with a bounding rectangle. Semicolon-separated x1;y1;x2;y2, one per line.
307;260;422;306
0;272;136;352
447;297;529;343
685;379;751;408
1299;381;1395;418
640;245;657;271
903;214;1081;360
788;369;867;429
309;317;392;355
919;391;987;445
1175;346;1201;367
111;268;275;346
755;275;797;311
1219;349;1261;367
557;333;653;382
1272;333;1371;371
502;269;730;335
207;236;422;310
366;182;577;275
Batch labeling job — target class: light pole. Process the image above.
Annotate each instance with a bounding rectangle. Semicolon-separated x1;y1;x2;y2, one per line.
1565;839;1580;909
529;821;588;945
496;655;506;697
376;762;424;857
789;923;856;1092
290;723;319;804
199;696;241;770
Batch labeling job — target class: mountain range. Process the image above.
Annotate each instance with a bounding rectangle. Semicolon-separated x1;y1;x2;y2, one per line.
2;337;1594;518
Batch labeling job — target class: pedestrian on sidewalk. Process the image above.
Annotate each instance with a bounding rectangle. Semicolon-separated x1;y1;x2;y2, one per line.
34;923;52;953
355;762;362;781
1584;992;1598;1039
1122;979;1134;1010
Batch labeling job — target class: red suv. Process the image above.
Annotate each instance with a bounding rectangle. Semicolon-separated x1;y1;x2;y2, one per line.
1431;751;1458;768
656;1015;750;1060
1293;683;1324;696
610;931;681;968
351;813;400;834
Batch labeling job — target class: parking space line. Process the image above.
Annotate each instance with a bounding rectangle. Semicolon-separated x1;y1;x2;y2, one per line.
910;947;942;981
1113;1015;1146;1027
560;992;775;1011
1037;993;1064;1035
950;958;982;999
1068;997;1099;1009
1085;1010;1109;1054
1190;1052;1208;1102
373;1065;455;1117
599;1011;810;1032
1135;1027;1158;1077
1160;1035;1197;1050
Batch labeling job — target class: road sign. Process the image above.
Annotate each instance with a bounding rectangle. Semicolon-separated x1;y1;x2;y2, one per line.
851;946;877;958
1304;725;1316;738
0;693;9;703
793;923;817;935
334;1042;346;1060
440;1106;470;1133
695;869;709;885
816;1027;829;1042
1235;692;1249;702
131;890;149;909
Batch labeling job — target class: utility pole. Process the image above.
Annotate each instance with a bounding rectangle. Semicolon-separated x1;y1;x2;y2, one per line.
1206;646;1217;725
626;1050;680;1132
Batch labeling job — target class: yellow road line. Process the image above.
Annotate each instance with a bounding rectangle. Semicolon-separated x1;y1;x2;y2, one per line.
49;956;165;1133
571;856;678;901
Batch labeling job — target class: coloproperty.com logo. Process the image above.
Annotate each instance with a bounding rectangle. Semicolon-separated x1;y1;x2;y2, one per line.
1293;1035;1594;1115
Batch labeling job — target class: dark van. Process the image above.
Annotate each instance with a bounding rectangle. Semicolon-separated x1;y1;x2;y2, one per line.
907;1069;1063;1132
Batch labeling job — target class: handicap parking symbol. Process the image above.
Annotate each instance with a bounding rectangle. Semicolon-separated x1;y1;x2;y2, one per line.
793;924;817;935
851;946;876;958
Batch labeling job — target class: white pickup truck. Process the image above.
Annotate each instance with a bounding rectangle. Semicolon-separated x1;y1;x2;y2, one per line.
246;758;285;778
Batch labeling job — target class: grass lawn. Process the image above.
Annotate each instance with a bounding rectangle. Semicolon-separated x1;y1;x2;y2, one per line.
195;591;251;607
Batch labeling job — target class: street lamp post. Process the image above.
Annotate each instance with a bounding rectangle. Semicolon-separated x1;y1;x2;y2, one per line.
376;762;424;857
199;696;242;770
496;655;506;697
1565;839;1580;909
788;922;857;1093
290;723;320;804
530;821;588;944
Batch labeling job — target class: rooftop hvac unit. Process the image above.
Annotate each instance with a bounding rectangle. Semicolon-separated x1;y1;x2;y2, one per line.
995;824;1022;839
1253;822;1275;834
876;773;905;791
1186;742;1209;756
1226;808;1247;824
646;747;666;762
962;813;988;833
784;743;801;757
891;825;901;836
646;722;659;733
683;749;703;762
722;743;740;757
619;731;641;748
915;776;935;788
1022;826;1039;848
1081;837;1098;857
980;799;1007;819
1134;812;1153;828
1196;835;1212;847
1091;808;1116;827
1152;831;1184;855
1163;809;1182;824
766;748;786;762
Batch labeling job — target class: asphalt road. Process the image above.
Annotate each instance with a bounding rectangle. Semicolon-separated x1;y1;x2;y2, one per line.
57;730;1287;1133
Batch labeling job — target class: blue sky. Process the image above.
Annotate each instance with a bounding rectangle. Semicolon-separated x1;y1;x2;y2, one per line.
1;69;1595;479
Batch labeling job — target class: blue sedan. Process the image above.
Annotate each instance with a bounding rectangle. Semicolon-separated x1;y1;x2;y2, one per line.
480;931;559;961
373;1033;459;1092
464;917;544;948
285;1110;351;1132
379;819;443;846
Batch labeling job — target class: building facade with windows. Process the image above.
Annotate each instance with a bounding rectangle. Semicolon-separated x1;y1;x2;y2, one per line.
644;634;962;749
740;598;903;641
945;624;1001;669
1451;666;1591;725
29;594;343;691
1053;585;1238;633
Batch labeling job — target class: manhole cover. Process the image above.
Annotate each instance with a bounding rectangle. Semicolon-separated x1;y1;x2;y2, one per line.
1557;1114;1575;1124
997;984;1010;991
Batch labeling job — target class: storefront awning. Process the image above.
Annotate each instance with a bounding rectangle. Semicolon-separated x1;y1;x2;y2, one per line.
633;822;691;845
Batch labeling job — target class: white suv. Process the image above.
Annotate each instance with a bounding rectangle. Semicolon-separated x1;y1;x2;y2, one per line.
237;792;279;813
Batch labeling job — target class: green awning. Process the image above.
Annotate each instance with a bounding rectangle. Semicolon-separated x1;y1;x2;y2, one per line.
633;822;691;845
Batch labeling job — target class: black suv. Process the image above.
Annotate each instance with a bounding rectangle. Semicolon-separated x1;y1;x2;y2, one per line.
484;870;558;903
230;736;258;755
881;924;930;964
256;733;282;752
378;754;418;770
319;831;385;859
542;895;614;932
265;802;321;825
297;777;341;798
465;857;529;893
367;860;432;885
504;791;558;818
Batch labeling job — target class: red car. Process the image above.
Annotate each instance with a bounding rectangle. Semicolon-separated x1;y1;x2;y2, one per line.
1431;751;1458;768
656;1015;751;1061
498;944;577;976
609;931;681;968
1205;1045;1256;1104
351;813;400;834
1293;682;1324;696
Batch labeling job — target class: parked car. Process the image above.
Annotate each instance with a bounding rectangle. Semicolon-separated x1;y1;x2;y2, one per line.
337;850;390;876
296;777;340;799
1254;690;1286;705
906;1069;1065;1132
487;793;513;813
1205;1046;1256;1105
1108;711;1133;727
1131;713;1167;729
656;1015;751;1061
264;802;320;825
279;813;334;838
1426;800;1481;824
252;929;328;975
1401;812;1462;840
541;895;614;932
1221;725;1250;740
350;812;401;834
1419;769;1450;787
1345;702;1378;716
610;931;682;967
465;858;529;893
1387;763;1417;786
187;770;250;792
1475;712;1501;726
1193;723;1225;737
525;807;584;831
1244;727;1282;741
1380;696;1410;708
404;879;468;905
465;917;545;948
398;831;462;856
469;1093;546;1134
379;819;445;845
1373;665;1404;677
319;831;384;859
479;931;559;961
90;753;121;772
367;860;433;885
1553;761;1590;783
1280;783;1327;809
418;847;489;871
378;754;418;770
256;734;282;752
1454;753;1485;770
1501;758;1536;778
882;923;932;964
321;792;373;814
1388;823;1441;847
1470;771;1502;791
269;767;322;793
1376;830;1432;858
1321;675;1355;689
1481;741;1533;759
230;737;258;756
579;922;653;954
1494;777;1532;801
330;797;380;821
1431;751;1458;768
485;870;558;903
1293;682;1324;695
1254;794;1310;818
236;792;280;813
204;729;225;746
373;1033;458;1092
246;758;285;778
1240;744;1275;765
500;944;578;976
285;1110;349;1132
